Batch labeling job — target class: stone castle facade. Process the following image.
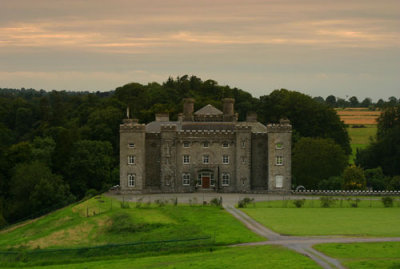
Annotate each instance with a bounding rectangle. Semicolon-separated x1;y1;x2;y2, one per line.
120;98;292;193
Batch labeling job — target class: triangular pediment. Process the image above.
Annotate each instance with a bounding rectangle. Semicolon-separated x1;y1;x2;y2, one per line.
194;104;223;115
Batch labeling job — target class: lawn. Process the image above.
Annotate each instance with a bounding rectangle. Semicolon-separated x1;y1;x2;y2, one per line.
5;245;319;269
314;242;400;269
0;195;262;251
241;204;400;236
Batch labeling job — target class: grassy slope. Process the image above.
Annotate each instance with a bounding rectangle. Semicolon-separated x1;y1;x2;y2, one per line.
347;125;377;163
15;245;319;269
314;242;400;269
241;201;400;236
0;196;262;250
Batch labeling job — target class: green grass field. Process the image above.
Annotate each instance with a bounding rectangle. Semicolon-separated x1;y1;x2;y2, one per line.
0;195;262;251
2;245;319;269
347;125;377;163
314;242;400;269
242;202;400;236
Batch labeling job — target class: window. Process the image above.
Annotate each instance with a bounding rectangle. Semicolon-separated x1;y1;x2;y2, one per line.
128;155;135;164
222;142;229;148
241;156;246;164
222;173;230;186
183;155;190;164
276;156;283;165
275;175;283;188
165;176;171;186
241;140;246;148
182;173;190;186
128;173;135;187
203;155;209;164
183;141;190;148
276;142;283;149
128;143;135;148
222;155;229;164
203;141;209;148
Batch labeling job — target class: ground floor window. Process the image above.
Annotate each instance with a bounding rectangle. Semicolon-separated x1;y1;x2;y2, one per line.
222;173;230;186
182;173;190;186
275;175;283;188
128;173;135;187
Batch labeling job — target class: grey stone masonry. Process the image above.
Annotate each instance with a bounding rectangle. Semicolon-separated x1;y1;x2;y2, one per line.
120;99;292;194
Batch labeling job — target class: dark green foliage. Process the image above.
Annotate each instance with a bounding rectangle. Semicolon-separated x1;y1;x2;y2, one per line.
258;89;351;154
381;197;394;208
317;176;344;190
293;199;306;208
67;140;114;197
210;197;223;208
320;197;336;208
293;137;347;188
364;167;390;191
356;105;400;176
7;161;74;221
238;197;254;208
342;166;366;190
347;198;360;208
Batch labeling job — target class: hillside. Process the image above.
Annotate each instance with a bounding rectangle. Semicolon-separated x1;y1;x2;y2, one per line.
0;195;263;267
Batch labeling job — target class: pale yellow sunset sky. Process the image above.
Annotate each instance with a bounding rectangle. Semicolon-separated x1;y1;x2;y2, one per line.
1;0;399;100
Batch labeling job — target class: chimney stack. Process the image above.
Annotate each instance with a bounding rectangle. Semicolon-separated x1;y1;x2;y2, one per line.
183;98;195;121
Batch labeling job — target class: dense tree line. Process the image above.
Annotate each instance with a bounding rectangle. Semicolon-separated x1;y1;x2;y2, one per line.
0;75;351;225
314;94;399;109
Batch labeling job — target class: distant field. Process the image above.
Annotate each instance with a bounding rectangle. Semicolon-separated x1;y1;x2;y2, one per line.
347;124;377;163
336;108;381;125
9;245;319;269
314;242;400;269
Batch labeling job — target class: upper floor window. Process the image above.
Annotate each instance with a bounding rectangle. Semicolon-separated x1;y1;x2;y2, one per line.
222;155;229;164
203;141;209;148
183;155;190;164
241;156;246;164
222;173;230;186
128;173;135;187
182;173;190;186
203;155;209;164
183;141;190;148
276;142;283;149
128;143;135;148
275;175;283;188
128;155;135;164
276;156;283;165
222;142;229;148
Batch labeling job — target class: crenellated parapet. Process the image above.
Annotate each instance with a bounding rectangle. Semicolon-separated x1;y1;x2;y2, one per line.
267;119;292;133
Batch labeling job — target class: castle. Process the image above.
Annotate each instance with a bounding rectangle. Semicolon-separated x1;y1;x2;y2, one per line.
120;98;292;193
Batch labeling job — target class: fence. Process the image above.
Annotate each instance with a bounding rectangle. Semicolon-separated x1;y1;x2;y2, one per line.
292;190;400;196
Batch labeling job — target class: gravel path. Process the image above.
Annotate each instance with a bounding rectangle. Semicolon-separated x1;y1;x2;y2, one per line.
224;205;400;269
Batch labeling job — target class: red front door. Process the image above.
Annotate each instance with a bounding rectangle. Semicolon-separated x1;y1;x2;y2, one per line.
202;177;210;188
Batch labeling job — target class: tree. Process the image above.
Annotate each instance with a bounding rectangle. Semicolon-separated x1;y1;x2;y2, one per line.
356;105;400;176
349;96;359;107
360;97;372;108
325;95;336;107
292;137;347;189
7;161;74;222
258;89;351;154
342;166;366;190
66;140;114;197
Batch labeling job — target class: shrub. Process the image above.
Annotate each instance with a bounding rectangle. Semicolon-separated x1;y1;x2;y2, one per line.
320;197;336;208
136;198;143;208
155;199;166;207
120;201;130;209
210;197;223;207
347;198;360;208
238;197;254;208
85;189;98;198
293;199;306;208
382;197;394;208
107;213;163;234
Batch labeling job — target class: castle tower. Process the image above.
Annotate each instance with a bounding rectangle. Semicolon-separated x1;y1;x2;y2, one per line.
120;118;146;193
267;119;292;191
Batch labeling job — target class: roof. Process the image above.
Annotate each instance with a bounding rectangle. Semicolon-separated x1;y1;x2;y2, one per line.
194;104;223;116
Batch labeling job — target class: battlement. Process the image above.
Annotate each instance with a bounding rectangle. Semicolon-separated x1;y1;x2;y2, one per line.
160;124;177;131
120;121;146;132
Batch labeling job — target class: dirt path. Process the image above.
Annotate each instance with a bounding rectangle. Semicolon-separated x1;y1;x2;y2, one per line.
224;205;400;269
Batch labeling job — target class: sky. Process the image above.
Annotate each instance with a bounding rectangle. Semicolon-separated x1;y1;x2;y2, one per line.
0;0;399;101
